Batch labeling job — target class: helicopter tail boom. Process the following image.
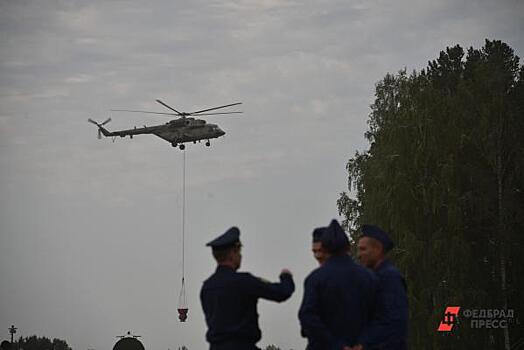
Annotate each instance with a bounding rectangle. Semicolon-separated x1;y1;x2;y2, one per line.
98;126;111;137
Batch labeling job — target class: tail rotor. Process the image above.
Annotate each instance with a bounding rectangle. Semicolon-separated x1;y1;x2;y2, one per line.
88;118;111;139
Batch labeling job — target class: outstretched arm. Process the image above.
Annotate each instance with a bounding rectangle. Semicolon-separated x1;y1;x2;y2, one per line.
243;269;295;302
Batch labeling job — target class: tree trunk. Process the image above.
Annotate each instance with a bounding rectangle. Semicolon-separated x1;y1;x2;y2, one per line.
497;153;510;350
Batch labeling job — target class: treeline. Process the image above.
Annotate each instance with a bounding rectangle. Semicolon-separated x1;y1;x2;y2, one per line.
5;336;72;350
337;39;523;349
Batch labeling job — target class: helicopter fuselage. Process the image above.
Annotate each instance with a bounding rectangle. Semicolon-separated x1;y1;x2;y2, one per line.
98;118;225;147
90;99;240;150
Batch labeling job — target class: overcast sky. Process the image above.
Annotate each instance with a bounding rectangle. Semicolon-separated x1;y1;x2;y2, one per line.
1;1;523;349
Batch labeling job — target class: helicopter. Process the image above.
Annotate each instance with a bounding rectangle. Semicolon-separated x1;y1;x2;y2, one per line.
88;99;242;150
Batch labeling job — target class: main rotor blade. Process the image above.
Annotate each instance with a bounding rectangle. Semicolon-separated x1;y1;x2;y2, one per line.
155;99;184;115
111;109;178;116
192;111;243;116
189;102;242;115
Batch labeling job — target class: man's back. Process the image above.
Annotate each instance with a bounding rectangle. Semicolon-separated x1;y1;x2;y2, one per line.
299;254;378;350
201;265;294;349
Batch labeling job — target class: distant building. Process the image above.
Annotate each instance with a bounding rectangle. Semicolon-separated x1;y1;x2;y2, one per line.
113;337;145;350
1;341;12;350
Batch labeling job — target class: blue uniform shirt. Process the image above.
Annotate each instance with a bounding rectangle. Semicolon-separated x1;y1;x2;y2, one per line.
200;265;295;349
358;259;408;350
299;254;378;350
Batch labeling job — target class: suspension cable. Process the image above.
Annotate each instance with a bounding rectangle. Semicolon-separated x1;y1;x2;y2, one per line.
182;149;186;282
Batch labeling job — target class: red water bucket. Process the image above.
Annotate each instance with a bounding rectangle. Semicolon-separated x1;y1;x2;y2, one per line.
178;308;188;322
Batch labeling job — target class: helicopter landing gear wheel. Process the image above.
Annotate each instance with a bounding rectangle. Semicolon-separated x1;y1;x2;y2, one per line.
205;141;211;147
179;144;185;150
171;143;178;148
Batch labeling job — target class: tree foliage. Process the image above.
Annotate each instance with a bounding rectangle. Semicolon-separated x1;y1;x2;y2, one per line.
17;336;71;350
337;39;524;349
264;345;281;350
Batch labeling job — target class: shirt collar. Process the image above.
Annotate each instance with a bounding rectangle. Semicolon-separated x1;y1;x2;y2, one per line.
216;264;235;272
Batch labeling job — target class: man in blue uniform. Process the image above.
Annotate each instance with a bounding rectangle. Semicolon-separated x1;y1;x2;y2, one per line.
354;224;408;350
299;220;378;350
200;227;295;350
